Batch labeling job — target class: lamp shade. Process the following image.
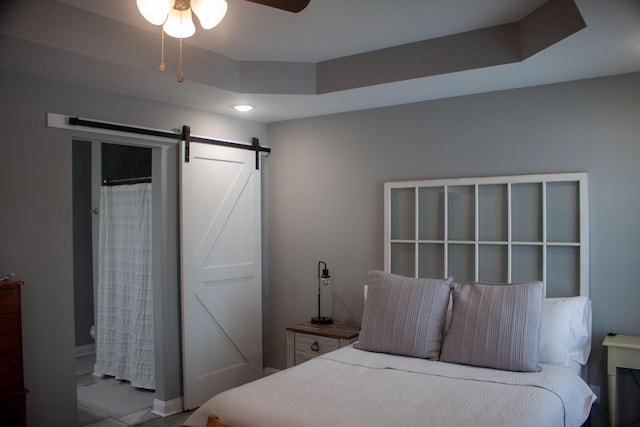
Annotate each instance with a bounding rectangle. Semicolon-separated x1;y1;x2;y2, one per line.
163;7;196;38
191;0;228;30
136;0;173;25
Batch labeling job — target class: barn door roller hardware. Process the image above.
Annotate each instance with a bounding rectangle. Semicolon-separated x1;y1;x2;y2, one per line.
68;117;270;169
180;126;269;168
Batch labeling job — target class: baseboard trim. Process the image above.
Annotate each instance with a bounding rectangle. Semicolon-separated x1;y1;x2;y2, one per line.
152;397;183;417
263;367;280;376
75;343;95;358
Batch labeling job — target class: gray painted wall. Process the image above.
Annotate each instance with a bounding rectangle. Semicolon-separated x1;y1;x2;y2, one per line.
0;70;267;426
1;67;639;426
264;72;640;426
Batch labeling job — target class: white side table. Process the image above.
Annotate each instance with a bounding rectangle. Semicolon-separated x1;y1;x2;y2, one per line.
602;334;640;427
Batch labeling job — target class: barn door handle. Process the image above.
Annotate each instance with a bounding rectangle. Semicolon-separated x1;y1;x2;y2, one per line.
310;341;320;352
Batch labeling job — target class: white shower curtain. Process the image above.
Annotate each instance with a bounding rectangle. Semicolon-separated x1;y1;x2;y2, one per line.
94;183;155;390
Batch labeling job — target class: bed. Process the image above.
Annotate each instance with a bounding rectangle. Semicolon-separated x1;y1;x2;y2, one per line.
184;271;595;427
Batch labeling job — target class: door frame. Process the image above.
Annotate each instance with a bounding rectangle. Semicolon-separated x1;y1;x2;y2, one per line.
58;116;183;415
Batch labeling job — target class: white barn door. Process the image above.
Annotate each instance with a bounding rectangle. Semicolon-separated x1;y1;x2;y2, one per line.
180;141;262;410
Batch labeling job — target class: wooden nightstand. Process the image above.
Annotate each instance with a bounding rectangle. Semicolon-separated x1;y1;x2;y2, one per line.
286;322;359;368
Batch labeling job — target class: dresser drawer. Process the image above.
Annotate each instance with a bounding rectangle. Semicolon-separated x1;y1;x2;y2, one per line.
0;315;21;356
0;392;27;427
0;288;19;315
0;354;23;390
0;281;26;427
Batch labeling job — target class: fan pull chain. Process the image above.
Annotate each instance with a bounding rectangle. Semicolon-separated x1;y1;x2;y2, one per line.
159;29;166;72
178;38;184;82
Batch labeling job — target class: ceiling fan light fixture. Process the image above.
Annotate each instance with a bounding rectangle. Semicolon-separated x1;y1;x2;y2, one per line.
191;0;228;30
137;0;307;83
163;7;196;38
137;0;174;26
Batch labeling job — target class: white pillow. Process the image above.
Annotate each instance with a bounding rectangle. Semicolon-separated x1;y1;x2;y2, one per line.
539;296;591;369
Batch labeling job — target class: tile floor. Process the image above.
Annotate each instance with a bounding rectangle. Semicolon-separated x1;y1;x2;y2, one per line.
77;354;193;426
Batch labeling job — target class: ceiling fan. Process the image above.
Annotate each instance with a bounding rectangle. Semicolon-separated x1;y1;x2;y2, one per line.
137;0;310;81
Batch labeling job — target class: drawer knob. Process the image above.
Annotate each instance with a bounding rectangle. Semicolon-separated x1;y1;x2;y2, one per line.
310;341;320;352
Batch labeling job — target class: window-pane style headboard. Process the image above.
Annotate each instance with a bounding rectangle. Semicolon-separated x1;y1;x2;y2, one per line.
384;173;589;298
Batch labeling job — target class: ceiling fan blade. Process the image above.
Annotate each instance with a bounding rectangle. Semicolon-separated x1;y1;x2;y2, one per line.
243;0;310;13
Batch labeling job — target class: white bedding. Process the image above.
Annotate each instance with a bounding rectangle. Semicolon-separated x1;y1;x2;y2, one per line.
184;345;595;427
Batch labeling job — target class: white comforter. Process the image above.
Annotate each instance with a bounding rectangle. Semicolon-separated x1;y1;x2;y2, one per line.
184;346;595;427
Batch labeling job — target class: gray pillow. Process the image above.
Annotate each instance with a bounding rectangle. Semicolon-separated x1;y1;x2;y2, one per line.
354;270;453;359
440;281;544;372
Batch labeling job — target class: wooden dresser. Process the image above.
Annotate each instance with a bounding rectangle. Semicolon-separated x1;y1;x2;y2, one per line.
0;280;27;427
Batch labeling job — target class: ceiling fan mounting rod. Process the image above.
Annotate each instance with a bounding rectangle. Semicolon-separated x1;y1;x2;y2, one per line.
173;0;190;11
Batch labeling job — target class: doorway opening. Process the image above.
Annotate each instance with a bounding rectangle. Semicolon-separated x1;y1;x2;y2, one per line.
73;141;158;425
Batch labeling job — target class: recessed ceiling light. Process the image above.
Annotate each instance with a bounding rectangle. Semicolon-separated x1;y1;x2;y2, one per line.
233;104;254;112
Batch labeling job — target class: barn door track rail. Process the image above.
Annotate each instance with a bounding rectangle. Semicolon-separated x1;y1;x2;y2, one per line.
68;117;270;169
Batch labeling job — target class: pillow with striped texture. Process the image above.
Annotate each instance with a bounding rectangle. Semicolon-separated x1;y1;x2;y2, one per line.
355;270;453;359
440;281;544;372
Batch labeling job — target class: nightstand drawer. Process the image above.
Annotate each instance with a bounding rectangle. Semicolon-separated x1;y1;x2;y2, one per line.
294;333;339;363
286;322;359;367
